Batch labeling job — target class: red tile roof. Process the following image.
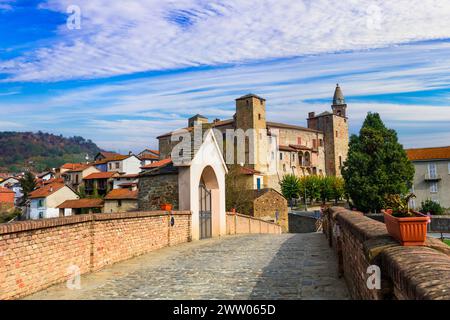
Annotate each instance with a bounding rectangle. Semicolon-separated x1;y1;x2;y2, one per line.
105;189;138;200
406;146;450;161
289;144;313;151
65;164;94;173
279;145;297;152
0;187;14;194
29;183;66;199
140;154;159;160
57;198;104;209
83;172;117;180
94;155;130;165
141;158;172;169
61;163;84;170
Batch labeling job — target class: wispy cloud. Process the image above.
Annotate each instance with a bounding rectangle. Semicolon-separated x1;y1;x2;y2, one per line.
1;40;450;151
2;0;450;81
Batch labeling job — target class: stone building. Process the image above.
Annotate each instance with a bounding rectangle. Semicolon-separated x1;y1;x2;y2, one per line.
406;146;450;210
251;188;289;232
157;85;349;192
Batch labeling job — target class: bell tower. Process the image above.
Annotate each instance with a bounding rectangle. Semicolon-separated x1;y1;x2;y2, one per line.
331;84;347;117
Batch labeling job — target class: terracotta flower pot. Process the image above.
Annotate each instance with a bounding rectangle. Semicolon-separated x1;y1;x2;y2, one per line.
383;210;430;246
160;204;172;211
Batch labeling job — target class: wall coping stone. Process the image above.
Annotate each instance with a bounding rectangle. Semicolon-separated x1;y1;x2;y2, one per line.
0;210;192;235
226;211;280;227
327;206;450;300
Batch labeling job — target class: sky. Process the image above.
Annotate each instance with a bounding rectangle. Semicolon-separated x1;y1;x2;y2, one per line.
1;0;450;153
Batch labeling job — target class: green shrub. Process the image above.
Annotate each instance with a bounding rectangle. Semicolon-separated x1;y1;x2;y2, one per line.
420;199;444;215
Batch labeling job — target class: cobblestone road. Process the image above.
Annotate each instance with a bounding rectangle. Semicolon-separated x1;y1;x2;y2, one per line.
26;234;349;300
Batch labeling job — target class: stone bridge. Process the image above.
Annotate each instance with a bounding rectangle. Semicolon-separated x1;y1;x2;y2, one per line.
1;208;450;300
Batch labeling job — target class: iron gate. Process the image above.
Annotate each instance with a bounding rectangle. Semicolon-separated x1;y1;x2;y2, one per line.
199;182;212;239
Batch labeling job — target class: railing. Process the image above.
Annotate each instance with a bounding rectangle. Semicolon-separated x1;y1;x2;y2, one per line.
425;173;441;181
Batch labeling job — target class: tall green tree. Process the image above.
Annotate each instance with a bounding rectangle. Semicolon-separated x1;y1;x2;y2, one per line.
342;113;414;213
280;174;301;208
19;171;36;206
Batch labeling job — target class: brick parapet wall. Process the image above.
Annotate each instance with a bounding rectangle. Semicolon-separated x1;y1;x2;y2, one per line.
0;211;191;300
226;212;282;235
323;207;450;300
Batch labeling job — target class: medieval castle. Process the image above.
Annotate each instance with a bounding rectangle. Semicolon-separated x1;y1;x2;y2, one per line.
157;84;349;192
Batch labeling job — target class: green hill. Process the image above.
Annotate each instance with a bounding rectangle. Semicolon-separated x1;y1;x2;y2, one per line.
0;131;104;173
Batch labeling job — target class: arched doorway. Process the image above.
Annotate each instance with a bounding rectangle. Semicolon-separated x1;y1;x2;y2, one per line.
198;165;221;239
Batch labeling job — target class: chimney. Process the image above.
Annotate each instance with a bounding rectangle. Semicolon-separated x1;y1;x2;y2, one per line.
213;118;220;123
129;151;133;156
308;112;315;118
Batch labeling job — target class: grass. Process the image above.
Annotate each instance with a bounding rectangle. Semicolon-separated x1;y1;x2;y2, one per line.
444;239;450;246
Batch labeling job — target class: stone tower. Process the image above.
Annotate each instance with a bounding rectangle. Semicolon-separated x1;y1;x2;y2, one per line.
235;94;268;172
307;84;349;176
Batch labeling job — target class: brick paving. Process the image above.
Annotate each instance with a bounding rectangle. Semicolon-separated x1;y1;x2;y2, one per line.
25;234;349;300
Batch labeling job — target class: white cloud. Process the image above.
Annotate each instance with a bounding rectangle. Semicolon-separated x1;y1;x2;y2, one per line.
2;0;450;81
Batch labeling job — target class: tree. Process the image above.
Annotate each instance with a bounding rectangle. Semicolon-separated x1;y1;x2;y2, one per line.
280;174;301;208
302;175;321;203
331;176;345;204
342;113;414;213
19;171;36;206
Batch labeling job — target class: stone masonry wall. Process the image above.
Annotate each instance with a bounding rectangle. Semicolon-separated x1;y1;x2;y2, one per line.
0;211;191;300
138;173;179;211
323;207;450;300
252;190;289;232
226;212;282;235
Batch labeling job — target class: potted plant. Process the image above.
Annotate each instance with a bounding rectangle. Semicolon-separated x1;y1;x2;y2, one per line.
159;196;172;211
383;194;430;246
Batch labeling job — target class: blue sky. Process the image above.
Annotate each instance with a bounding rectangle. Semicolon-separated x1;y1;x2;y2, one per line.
1;0;450;152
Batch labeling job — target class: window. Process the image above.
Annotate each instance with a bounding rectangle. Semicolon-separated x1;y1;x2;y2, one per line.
280;152;283;160
38;199;44;207
292;153;295;161
339;156;343;168
428;163;437;179
336;130;339;138
448;162;450;174
115;162;120;169
297;137;302;145
258;114;261;120
75;174;79;184
319;139;323;147
430;182;438;193
39;212;44;219
109;163;112;170
118;200;122;207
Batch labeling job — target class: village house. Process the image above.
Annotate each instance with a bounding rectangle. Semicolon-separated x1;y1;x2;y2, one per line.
0;187;15;209
0;177;23;205
28;182;79;219
138;148;160;167
406;146;450;210
157;85;349;192
94;154;141;175
112;173;139;190
57;198;104;216
83;171;117;196
104;189;138;213
62;164;100;191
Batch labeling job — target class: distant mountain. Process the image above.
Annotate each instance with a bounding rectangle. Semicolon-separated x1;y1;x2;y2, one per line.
0;131;104;173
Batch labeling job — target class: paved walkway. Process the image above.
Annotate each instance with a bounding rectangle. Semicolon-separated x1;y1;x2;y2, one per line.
26;234;349;300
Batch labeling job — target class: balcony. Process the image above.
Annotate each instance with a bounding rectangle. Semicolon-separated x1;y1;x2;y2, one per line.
424;173;441;181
